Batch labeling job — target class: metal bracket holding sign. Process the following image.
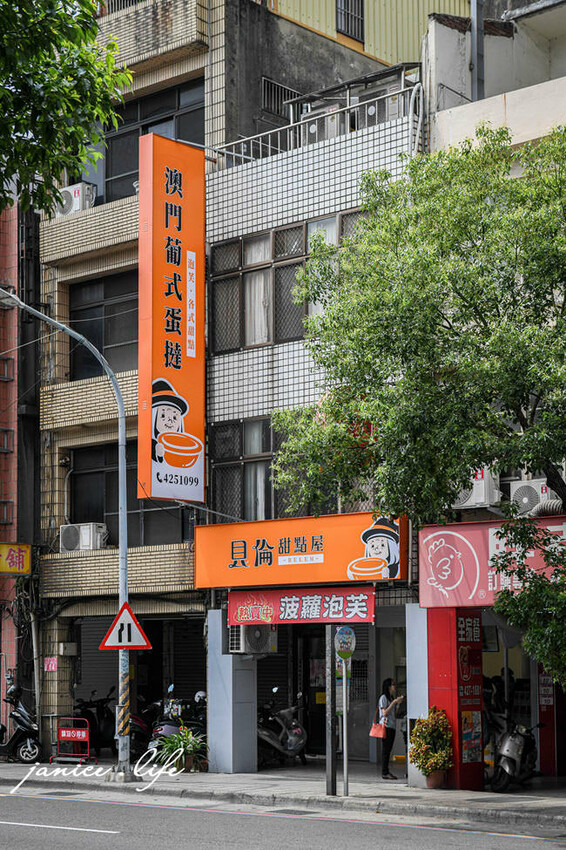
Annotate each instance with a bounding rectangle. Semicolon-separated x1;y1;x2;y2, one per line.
334;625;356;797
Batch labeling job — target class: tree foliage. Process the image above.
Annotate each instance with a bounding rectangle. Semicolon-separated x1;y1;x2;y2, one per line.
492;515;566;689
273;127;566;523
0;0;131;214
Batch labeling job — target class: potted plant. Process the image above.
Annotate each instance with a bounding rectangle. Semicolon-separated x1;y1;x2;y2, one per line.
409;706;453;788
156;727;208;772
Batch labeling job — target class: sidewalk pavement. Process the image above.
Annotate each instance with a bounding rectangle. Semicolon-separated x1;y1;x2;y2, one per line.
1;757;565;830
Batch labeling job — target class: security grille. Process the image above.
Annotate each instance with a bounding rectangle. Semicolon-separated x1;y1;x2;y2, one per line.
212;241;240;275
336;0;364;42
274;264;304;342
210;422;242;460
261;78;300;119
340;211;362;239
274;226;304;260
213;465;243;522
212;277;241;352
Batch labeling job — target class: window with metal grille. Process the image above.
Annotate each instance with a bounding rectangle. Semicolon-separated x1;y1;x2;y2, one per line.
261;78;301;119
274;264;304;343
211;277;241;354
336;0;364;43
340;210;363;239
274;226;304;260
211;419;272;523
210;217;338;355
211;241;240;275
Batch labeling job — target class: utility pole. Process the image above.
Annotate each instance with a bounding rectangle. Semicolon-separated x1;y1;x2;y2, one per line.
0;288;131;774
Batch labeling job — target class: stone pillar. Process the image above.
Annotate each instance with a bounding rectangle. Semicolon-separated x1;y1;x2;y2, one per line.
41;617;74;756
207;608;257;773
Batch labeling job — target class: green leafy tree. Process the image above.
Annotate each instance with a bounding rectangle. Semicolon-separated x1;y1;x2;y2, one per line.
492;514;566;689
273;126;566;523
0;0;131;214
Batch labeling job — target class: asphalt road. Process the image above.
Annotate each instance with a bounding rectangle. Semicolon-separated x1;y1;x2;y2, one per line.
1;792;565;850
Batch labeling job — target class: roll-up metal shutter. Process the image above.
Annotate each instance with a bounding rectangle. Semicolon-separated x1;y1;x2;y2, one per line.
75;617;118;702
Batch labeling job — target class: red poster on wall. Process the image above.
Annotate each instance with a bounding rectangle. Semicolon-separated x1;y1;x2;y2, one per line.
456;611;483;763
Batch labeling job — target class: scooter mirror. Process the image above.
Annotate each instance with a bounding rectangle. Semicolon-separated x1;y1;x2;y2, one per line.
272;686;279;694
108;686;116;696
168;684;175;693
91;690;97;698
297;692;303;700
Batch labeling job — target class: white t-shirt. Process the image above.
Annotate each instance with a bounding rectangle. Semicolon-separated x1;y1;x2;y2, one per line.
379;694;396;729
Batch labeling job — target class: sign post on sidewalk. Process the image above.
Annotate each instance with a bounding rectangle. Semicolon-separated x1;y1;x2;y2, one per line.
335;626;355;797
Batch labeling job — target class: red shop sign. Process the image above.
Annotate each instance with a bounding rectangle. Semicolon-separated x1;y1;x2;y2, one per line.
228;586;375;626
419;516;566;608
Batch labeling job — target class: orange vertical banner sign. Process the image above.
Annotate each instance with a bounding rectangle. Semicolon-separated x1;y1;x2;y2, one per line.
138;134;205;502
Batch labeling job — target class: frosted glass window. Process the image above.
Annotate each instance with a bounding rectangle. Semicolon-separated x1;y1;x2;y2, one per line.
307;217;338;249
244;269;271;345
243;234;270;265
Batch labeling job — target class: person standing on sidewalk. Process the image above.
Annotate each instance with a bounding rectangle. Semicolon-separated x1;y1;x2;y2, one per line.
378;678;404;780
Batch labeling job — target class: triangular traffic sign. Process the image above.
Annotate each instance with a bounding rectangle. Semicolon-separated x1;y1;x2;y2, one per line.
99;602;152;651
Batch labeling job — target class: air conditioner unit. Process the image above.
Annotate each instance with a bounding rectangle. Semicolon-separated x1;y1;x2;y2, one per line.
510;479;556;515
453;468;501;509
59;522;108;553
357;84;403;129
55;182;96;217
229;624;278;654
300;105;345;146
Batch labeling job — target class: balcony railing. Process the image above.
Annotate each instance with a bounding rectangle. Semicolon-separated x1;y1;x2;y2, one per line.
214;86;423;171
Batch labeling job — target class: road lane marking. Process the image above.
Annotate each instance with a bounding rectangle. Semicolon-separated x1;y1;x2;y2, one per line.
0;819;119;834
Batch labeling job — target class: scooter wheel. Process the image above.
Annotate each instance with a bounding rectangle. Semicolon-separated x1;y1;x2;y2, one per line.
16;740;41;763
491;765;511;793
299;751;307;765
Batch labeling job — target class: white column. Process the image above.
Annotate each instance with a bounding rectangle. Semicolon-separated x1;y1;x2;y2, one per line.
406;603;428;788
207;609;257;773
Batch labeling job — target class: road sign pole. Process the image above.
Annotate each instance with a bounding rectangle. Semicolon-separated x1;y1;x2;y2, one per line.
334;625;355;799
342;658;348;797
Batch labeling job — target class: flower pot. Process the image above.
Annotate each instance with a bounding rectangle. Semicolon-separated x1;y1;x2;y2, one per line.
183;754;194;772
425;769;446;789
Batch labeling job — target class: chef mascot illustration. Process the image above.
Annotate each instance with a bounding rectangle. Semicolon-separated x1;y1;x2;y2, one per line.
151;378;188;463
347;517;400;580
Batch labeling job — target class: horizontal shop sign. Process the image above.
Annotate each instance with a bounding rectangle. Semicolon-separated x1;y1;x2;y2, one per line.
419;515;566;608
228;585;375;625
0;543;30;575
195;512;408;589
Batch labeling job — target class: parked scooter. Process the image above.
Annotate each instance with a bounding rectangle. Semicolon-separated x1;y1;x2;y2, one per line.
74;686;117;757
0;685;41;763
491;721;543;792
257;687;307;768
147;685;207;753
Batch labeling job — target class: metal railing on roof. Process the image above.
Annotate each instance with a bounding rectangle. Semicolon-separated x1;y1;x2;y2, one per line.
213;87;418;171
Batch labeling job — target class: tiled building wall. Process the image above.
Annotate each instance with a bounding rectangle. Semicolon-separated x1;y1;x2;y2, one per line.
206;119;416;241
206;0;226;151
40;542;194;598
207;341;324;421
